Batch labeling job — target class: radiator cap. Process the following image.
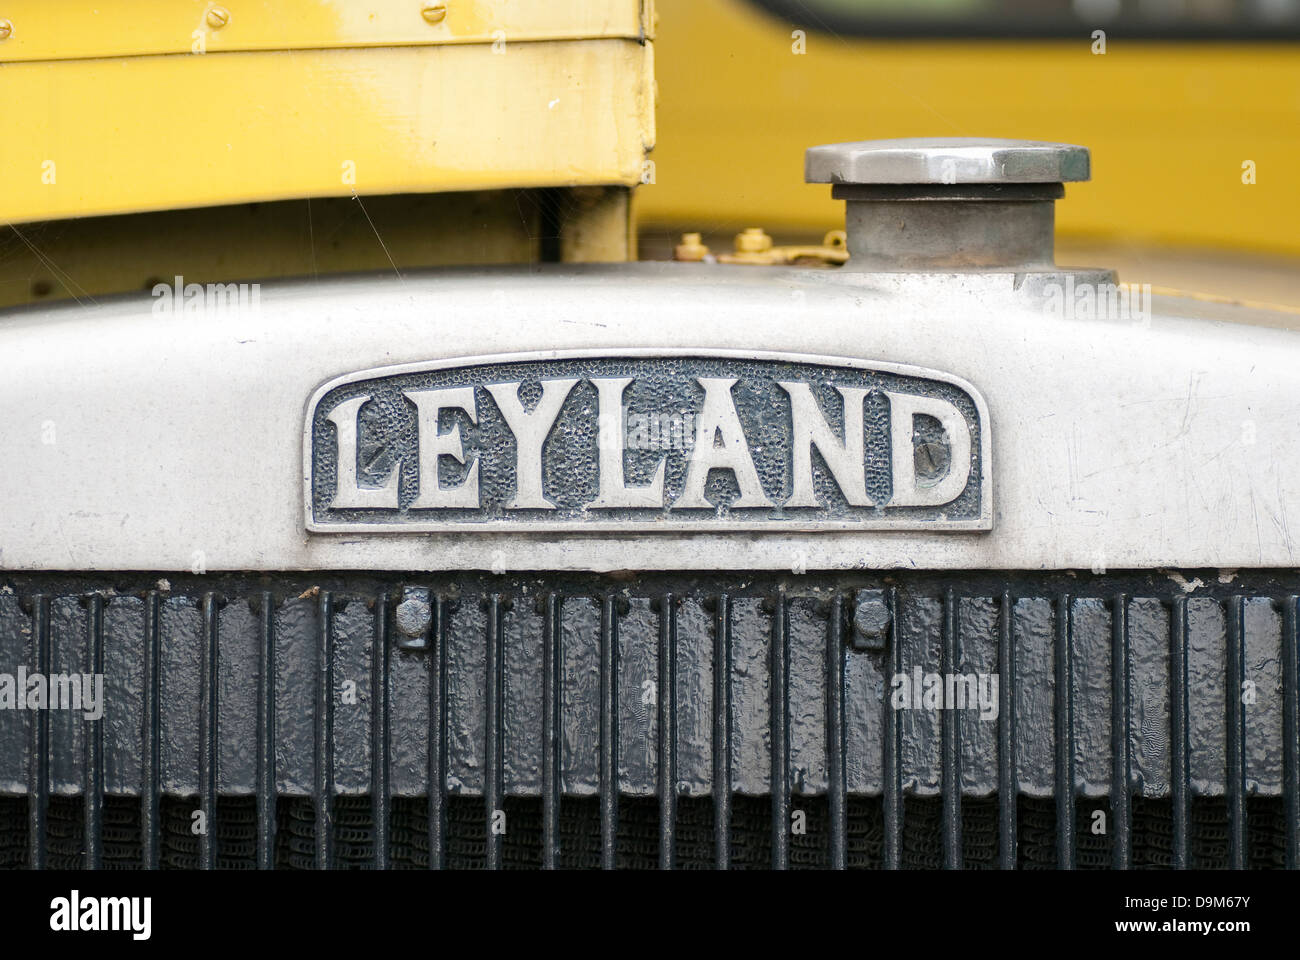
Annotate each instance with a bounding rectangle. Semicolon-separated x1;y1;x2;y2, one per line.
806;137;1089;185
805;137;1091;271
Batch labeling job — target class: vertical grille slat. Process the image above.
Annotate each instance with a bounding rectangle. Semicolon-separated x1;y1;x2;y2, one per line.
0;598;28;800
599;594;618;870
371;594;390;870
1111;594;1132;870
1054;595;1075;869
141;592;161;870
770;592;790;871
256;591;276;870
826;596;847;870
1226;595;1248;870
83;595;104;870
541;593;562;870
199;593;220;871
1285;596;1300;870
27;596;50;871
315;591;334;870
713;594;732;870
941;589;961;870
657;594;677;870
883;586;902;870
997;591;1017;870
1170;596;1191;869
484;595;504;871
427;596;448;870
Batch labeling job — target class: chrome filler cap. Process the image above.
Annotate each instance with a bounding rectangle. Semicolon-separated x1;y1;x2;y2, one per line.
805;137;1092;271
805;137;1090;186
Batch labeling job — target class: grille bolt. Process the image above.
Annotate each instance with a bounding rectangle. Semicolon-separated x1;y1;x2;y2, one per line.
395;590;433;650
0;19;12;40
421;3;448;24
206;6;230;29
850;590;890;651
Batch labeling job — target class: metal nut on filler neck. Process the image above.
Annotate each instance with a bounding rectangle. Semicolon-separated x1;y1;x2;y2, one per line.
805;137;1107;277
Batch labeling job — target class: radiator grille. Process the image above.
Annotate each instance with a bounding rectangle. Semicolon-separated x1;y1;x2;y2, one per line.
1;570;1298;869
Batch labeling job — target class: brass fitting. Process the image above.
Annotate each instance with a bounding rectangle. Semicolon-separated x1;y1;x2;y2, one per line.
718;229;848;267
735;227;773;255
673;232;712;262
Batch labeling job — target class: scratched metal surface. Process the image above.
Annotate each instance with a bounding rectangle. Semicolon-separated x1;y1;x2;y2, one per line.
4;267;1300;573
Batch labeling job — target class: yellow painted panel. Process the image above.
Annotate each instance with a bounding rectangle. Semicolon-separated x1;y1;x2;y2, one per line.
0;191;544;308
0;39;655;223
557;187;635;262
639;0;1300;255
0;0;651;62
